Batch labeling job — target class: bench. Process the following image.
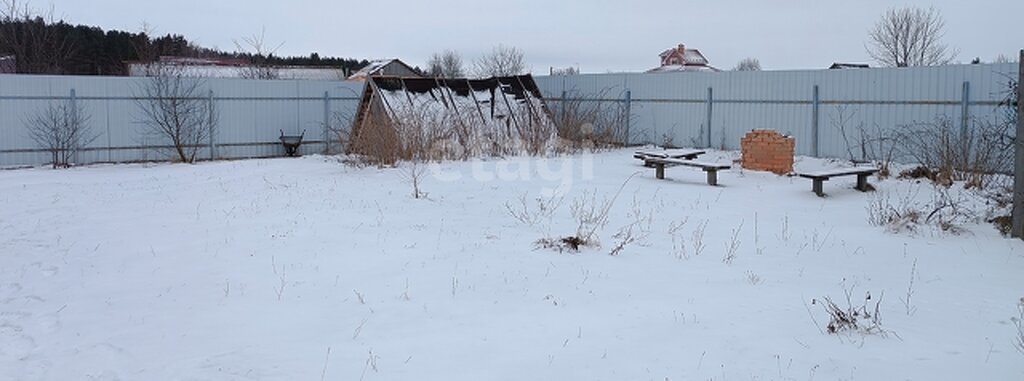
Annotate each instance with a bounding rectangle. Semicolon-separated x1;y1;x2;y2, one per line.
797;168;879;197
634;149;705;166
644;157;731;186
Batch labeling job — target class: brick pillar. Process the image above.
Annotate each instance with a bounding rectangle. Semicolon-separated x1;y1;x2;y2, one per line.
740;129;795;175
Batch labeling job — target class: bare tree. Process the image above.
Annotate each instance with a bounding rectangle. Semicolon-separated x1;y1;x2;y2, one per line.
128;22;162;76
473;44;526;77
134;64;218;163
26;99;96;168
0;0;76;74
234;28;282;80
733;57;761;71
867;6;958;67
426;49;464;78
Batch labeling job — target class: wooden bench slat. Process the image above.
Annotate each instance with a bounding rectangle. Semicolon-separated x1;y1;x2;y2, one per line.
634;149;705;158
645;157;730;169
796;168;878;179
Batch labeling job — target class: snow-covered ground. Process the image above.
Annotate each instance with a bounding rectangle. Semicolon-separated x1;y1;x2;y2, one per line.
1;149;1021;380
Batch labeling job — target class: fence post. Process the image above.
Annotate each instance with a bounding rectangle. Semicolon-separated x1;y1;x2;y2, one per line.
960;81;970;137
208;90;215;160
1012;50;1024;239
624;90;631;146
323;91;330;154
812;85;820;157
706;87;713;148
560;90;566;126
70;88;78;164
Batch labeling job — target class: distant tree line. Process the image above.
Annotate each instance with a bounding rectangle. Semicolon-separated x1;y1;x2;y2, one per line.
0;4;368;76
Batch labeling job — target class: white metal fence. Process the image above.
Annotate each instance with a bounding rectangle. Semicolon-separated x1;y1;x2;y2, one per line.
534;63;1018;159
0;74;364;167
2;64;1018;167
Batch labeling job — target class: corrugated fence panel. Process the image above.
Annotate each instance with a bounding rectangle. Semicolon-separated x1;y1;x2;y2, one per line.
3;65;1018;167
535;63;1018;159
0;75;364;167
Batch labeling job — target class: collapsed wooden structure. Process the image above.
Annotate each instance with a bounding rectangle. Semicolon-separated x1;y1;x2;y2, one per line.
349;74;556;161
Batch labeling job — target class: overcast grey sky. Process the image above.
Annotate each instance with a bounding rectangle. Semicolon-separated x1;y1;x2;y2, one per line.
41;0;1024;73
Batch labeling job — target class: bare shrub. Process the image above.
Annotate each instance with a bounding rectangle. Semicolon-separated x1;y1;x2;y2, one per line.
893;116;1012;189
668;219;689;259
516;101;558;157
399;160;428;199
867;191;922;233
866;186;973;234
609;196;653;256
691;220;708;256
899;259;918;316
134;64;217;163
990;215;1013;236
569;191;615;248
26;99;96;168
329;106;358;155
722;221;743;265
538;174;638;252
924;187;975;232
505;192;564;231
506;193;575;251
833;105;898;176
553;88;633;152
812;288;887;337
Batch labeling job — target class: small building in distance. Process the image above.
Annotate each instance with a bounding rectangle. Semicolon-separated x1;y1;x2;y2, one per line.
127;56;349;80
828;63;870;70
347;59;421;81
648;43;720;73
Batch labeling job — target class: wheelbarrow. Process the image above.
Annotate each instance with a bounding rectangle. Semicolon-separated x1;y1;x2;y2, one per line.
279;129;305;157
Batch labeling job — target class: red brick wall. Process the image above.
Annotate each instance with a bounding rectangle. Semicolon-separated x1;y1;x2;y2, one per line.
740;130;794;175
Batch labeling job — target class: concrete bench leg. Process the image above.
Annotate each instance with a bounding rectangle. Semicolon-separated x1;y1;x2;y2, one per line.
655;163;665;180
812;178;826;197
705;169;718;186
856;173;870;191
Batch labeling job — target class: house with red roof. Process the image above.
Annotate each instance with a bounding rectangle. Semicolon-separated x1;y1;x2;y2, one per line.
648;43;719;73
